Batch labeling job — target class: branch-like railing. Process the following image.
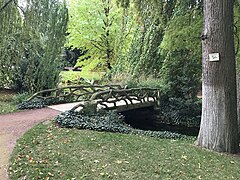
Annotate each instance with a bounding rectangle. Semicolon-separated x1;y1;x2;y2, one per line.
26;85;160;112
27;85;122;104
71;88;160;112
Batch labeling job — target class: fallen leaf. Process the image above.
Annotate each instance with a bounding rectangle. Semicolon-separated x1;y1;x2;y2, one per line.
115;160;123;164
181;155;187;160
48;172;54;177
94;160;100;163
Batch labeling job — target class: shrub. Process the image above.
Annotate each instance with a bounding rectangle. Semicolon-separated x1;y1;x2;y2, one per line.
17;98;47;110
159;50;201;99
17;96;75;110
13;92;30;104
160;97;201;128
109;73;162;89
109;72;201;128
125;76;162;89
157;49;201;128
0;0;68;93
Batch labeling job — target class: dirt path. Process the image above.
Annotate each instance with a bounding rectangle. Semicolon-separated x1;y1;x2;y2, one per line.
0;108;60;180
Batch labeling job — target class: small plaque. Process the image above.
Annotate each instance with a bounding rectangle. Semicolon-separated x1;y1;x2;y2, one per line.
209;53;220;62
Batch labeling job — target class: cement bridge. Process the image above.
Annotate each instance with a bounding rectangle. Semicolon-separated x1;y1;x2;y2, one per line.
27;85;160;112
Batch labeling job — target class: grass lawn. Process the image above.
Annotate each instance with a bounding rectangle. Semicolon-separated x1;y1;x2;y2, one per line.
9;122;240;180
60;71;105;84
0;89;17;114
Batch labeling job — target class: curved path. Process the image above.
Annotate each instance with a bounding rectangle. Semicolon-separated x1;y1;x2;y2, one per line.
0;108;60;180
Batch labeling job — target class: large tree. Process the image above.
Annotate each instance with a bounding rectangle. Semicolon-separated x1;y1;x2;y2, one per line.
67;0;134;72
0;0;68;92
197;0;239;153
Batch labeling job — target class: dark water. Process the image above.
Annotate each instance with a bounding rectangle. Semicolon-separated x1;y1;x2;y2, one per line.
119;107;199;136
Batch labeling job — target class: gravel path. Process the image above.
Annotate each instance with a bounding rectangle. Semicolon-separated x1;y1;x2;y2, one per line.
0;108;60;180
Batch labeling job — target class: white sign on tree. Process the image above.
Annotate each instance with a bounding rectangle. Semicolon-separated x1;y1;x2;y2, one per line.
209;53;220;62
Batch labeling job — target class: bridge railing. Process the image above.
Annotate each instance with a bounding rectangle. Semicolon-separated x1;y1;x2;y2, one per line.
27;85;122;104
71;88;160;112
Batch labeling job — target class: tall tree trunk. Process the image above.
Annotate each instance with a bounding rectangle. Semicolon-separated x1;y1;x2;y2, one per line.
238;70;240;140
237;1;240;147
197;0;239;153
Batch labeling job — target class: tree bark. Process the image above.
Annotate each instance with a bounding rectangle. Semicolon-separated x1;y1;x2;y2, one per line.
237;0;240;120
238;70;240;140
237;2;240;149
197;0;239;153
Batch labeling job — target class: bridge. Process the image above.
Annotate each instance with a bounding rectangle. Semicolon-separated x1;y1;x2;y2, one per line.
26;85;160;113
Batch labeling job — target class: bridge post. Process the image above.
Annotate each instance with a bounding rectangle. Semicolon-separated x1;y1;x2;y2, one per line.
82;101;97;114
156;90;161;107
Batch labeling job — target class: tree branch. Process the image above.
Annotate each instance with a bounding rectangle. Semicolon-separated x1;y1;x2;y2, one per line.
13;0;26;17
0;0;14;13
90;40;104;51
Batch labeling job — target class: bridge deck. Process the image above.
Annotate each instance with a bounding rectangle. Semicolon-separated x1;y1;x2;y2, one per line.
48;102;82;112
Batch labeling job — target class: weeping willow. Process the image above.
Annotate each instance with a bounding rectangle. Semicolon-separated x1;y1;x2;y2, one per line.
113;0;203;78
0;0;22;88
17;0;68;92
122;0;178;76
0;0;68;92
116;0;178;20
235;1;240;64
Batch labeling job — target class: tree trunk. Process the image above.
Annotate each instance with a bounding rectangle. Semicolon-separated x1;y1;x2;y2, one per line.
197;0;239;153
237;2;240;148
238;70;240;140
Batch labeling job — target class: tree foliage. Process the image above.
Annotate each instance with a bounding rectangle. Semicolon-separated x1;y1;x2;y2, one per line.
114;1;202;99
0;0;21;88
110;0;203;127
0;0;68;92
67;0;134;72
235;2;240;65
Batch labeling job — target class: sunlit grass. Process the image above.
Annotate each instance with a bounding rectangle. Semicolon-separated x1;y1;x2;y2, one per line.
9;122;240;180
60;71;105;84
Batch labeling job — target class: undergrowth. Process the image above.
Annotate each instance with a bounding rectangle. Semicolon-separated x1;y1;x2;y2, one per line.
55;111;186;139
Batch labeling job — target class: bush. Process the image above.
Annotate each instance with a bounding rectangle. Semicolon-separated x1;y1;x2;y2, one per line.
125;76;162;89
17;98;47;110
109;73;162;89
109;72;201;128
0;0;68;93
160;97;201;127
159;50;201;99
55;110;186;139
13;92;30;104
17;96;75;110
